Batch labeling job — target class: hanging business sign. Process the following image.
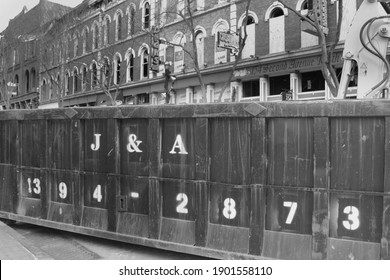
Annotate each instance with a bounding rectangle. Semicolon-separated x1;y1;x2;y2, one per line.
150;26;160;73
217;31;239;54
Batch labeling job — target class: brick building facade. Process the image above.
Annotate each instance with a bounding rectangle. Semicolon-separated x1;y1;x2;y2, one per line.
0;0;71;109
1;0;371;109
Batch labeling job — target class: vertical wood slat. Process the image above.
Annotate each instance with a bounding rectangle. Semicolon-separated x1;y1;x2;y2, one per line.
312;117;330;260
148;119;161;239
382;117;390;259
249;118;267;256
107;120;120;232
195;118;209;247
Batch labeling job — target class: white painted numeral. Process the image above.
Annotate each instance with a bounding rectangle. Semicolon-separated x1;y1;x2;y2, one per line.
176;193;188;214
283;201;298;225
58;182;67;199
27;178;41;195
93;185;103;202
342;206;360;231
223;198;237;219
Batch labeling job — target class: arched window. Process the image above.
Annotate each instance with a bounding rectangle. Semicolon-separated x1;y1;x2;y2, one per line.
14;74;19;95
265;4;287;54
102;57;111;87
31;68;36;90
92;22;99;50
115;11;123;41
82;26;89;53
125;49;135;82
73;67;79;93
239;12;258;59
114;54;121;85
212;19;229;64
42;78;47;100
297;0;318;48
173;32;186;73
25;70;30;93
103;16;110;45
195;29;205;68
127;4;136;36
91;62;98;88
81;66;88;91
65;71;70;95
74;34;79;57
140;47;149;79
143;2;150;29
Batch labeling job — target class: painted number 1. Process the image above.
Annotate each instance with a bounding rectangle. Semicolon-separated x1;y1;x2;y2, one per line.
283;201;298;224
27;178;41;195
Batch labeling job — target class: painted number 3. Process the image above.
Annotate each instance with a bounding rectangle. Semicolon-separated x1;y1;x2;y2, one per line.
343;206;360;231
27;178;41;195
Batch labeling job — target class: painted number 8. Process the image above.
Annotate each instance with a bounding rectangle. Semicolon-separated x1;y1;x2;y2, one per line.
343;206;360;231
223;198;237;220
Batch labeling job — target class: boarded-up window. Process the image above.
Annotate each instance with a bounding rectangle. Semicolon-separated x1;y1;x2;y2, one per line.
269;8;285;53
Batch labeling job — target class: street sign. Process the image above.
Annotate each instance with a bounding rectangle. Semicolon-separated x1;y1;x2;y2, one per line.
217;31;239;54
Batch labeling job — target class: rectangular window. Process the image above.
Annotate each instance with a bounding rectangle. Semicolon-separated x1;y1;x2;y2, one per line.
269;75;290;96
301;71;325;92
243;80;260;98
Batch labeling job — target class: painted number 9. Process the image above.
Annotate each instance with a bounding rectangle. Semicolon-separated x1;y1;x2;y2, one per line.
342;206;360;231
58;182;67;199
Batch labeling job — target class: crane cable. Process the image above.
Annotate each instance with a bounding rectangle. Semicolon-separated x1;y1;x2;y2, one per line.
359;15;390;97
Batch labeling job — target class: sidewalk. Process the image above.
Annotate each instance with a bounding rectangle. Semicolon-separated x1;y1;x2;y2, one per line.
0;220;53;260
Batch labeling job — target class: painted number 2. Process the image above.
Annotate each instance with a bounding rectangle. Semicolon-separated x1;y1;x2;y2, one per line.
27;178;41;195
342;206;360;231
176;193;188;214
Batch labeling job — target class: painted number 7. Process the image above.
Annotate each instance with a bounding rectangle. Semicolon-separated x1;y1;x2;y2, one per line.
283;201;298;224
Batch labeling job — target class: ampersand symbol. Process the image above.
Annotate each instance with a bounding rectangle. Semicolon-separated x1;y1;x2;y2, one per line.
127;134;143;153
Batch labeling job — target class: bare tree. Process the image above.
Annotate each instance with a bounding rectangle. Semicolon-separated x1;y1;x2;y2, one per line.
279;0;343;97
155;0;253;103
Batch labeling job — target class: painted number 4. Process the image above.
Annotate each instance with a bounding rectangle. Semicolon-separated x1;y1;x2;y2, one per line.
93;185;103;203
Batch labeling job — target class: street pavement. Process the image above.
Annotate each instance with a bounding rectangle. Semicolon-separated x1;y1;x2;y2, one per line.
0;220;52;260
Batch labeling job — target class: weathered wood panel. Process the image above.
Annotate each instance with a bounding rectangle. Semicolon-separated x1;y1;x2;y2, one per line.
330;118;384;192
84;119;117;173
210;118;251;185
268;118;314;187
120;119;148;176
0;121;18;165
48;120;81;171
20;121;47;168
162;119;195;179
0;165;17;213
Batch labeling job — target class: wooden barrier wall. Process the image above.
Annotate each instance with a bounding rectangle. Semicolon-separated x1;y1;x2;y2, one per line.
0;101;389;259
